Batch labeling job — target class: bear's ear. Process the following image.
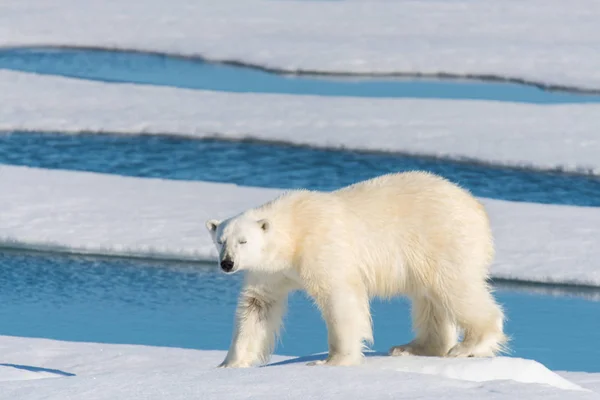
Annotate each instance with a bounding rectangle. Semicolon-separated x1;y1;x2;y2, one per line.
258;219;270;232
205;219;221;233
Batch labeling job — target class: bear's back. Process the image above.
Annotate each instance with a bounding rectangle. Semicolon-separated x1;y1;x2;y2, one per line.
333;171;482;218
330;172;494;293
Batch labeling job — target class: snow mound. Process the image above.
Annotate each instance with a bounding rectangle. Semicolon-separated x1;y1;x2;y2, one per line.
1;165;599;286
272;353;585;391
366;355;584;391
270;353;585;391
0;336;594;400
2;71;600;175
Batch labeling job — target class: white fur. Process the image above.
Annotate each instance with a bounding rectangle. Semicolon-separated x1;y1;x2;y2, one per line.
206;171;507;368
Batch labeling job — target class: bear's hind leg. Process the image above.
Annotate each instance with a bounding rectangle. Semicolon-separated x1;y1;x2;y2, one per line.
446;286;507;358
389;295;457;357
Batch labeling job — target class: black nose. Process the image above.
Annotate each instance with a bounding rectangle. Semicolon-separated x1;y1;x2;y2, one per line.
220;259;234;272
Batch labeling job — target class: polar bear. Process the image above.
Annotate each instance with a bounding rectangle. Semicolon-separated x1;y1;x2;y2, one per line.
206;171;506;368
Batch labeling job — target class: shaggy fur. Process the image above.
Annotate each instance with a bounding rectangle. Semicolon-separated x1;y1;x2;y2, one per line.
206;171;507;367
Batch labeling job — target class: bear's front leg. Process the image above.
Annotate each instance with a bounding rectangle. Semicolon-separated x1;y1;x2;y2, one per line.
219;274;291;368
309;283;373;367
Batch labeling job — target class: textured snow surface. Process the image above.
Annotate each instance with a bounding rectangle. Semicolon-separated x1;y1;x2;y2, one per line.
1;165;598;286
1;0;600;89
2;71;600;174
0;336;596;400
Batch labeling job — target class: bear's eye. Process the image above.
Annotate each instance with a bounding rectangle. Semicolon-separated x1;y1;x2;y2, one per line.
239;239;247;245
217;239;224;245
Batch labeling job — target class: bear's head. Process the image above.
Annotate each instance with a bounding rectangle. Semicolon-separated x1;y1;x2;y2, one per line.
205;214;272;274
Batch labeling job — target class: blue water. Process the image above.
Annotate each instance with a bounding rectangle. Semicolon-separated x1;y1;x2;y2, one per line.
2;47;600;104
1;250;598;372
1;132;599;206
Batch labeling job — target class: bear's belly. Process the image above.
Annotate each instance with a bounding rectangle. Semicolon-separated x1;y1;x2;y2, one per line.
361;254;408;299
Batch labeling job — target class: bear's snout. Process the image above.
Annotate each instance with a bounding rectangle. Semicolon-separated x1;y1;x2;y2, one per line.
220;259;235;273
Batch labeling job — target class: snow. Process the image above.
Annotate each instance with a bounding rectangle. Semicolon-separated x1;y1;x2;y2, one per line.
0;365;68;383
1;0;600;90
2;71;600;175
562;372;600;394
365;355;583;391
1;165;598;286
0;335;597;400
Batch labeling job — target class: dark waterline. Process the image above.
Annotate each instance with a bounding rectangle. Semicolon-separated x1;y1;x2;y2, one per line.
2;47;600;104
1;132;599;206
1;250;599;372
